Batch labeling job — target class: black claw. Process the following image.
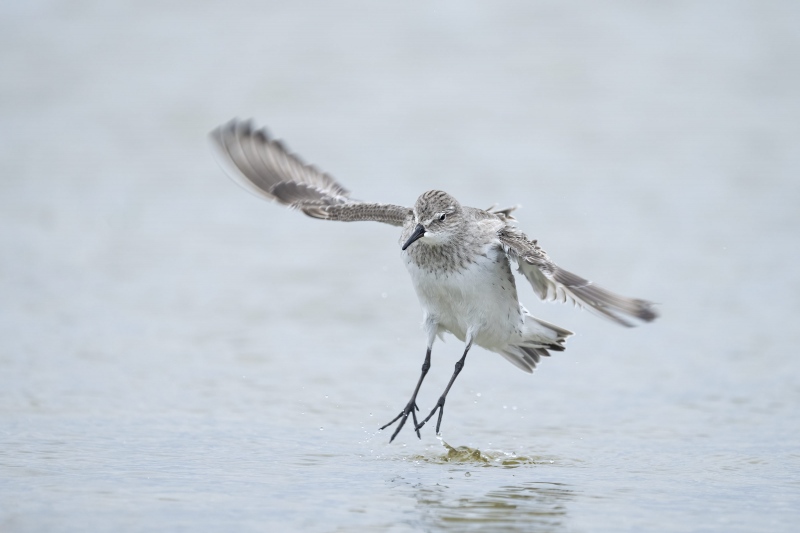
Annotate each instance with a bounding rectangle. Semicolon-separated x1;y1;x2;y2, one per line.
411;407;421;439
381;401;420;443
381;348;432;443
379;411;404;431
416;397;445;432
435;404;445;434
389;417;406;443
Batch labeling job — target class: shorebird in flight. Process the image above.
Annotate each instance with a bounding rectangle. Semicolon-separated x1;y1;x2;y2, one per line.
210;119;658;442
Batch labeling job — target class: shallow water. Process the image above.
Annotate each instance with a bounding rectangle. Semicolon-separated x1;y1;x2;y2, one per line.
2;1;799;531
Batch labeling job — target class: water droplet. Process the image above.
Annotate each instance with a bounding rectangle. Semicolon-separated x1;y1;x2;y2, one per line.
465;472;471;477
476;392;481;397
381;292;388;298
319;427;324;431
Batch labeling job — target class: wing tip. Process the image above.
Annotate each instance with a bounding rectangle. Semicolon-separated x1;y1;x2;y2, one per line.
633;300;659;323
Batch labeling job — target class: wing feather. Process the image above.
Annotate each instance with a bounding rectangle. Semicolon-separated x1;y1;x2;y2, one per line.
210;119;410;227
499;226;658;327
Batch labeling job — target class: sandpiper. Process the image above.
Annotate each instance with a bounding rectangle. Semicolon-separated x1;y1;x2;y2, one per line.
210;119;658;442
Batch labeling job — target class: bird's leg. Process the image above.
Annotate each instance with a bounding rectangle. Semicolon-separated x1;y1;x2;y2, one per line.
380;347;431;443
416;343;471;434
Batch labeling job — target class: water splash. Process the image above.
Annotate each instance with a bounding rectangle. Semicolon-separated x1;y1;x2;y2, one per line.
410;441;550;468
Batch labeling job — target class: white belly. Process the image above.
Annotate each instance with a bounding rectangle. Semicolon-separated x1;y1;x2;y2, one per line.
403;246;523;349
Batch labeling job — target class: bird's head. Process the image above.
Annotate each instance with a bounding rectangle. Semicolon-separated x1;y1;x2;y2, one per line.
402;190;463;250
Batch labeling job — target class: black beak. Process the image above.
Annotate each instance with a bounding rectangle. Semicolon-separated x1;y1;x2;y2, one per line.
402;224;426;250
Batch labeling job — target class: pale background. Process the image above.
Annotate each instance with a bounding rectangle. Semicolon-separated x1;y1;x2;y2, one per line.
1;1;798;531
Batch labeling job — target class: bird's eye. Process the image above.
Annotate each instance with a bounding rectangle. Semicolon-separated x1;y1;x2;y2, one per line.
438;214;447;222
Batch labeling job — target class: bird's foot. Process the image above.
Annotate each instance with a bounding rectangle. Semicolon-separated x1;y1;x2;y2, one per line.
416;397;446;434
379;401;421;443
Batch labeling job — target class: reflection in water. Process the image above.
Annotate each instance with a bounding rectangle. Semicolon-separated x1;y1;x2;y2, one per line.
415;481;573;532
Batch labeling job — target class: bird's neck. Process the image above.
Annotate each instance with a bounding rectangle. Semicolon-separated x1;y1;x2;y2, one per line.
406;233;485;274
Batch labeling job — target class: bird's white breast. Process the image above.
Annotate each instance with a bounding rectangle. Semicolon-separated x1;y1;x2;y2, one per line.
402;243;523;349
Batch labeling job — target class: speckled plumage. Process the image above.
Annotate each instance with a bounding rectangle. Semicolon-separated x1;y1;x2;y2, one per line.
210;119;658;441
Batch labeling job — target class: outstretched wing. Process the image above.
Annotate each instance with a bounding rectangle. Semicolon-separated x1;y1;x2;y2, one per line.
499;226;658;327
210;119;411;227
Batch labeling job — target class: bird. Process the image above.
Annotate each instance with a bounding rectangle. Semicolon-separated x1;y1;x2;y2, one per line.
209;118;658;442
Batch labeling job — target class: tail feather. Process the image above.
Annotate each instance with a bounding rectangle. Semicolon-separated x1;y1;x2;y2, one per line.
497;312;573;373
